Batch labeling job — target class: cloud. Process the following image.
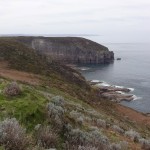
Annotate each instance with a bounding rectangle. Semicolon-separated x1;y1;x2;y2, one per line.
0;0;150;42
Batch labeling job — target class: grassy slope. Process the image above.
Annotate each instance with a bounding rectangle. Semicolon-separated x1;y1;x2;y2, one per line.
0;38;149;149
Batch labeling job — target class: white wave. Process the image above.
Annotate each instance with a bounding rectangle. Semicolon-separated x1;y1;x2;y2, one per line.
78;67;90;71
113;85;124;88
91;80;100;83
128;88;134;92
132;95;142;101
97;82;111;87
113;85;135;92
116;91;126;94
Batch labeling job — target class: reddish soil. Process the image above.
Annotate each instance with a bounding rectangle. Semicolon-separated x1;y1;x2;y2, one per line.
0;61;41;85
116;104;150;126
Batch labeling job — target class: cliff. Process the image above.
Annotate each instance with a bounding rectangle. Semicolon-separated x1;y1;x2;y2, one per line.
11;36;114;64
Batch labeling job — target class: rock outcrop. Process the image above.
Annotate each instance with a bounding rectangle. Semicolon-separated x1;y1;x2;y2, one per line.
90;81;134;102
13;37;114;64
98;86;134;102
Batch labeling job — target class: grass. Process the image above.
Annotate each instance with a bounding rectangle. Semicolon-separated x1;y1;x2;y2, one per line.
0;82;48;131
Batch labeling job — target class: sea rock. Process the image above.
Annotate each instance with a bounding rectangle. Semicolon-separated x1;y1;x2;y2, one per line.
98;86;131;93
95;84;134;102
117;58;121;60
13;37;114;64
101;92;133;102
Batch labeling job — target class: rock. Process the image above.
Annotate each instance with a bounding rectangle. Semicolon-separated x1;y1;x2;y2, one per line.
13;37;114;64
117;58;121;60
101;92;133;102
98;86;131;93
96;85;134;102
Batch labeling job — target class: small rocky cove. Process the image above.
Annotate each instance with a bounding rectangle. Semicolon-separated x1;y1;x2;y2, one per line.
90;80;134;102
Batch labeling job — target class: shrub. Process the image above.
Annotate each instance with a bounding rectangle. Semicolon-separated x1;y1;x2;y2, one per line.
0;79;4;84
3;82;22;96
0;118;29;150
65;127;110;150
70;110;82;119
51;96;65;107
47;102;65;128
111;141;128;150
69;110;85;125
84;116;92;123
139;138;150;150
36;126;58;149
111;143;121;150
78;145;98;150
96;119;106;128
125;129;140;141
112;125;124;134
76;116;84;125
119;141;128;150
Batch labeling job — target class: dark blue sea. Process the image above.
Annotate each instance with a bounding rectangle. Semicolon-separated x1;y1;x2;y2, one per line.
79;37;150;113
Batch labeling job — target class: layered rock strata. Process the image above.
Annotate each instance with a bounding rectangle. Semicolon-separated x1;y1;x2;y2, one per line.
14;37;114;64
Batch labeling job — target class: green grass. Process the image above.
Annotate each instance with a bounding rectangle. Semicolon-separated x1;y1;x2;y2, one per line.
0;82;48;131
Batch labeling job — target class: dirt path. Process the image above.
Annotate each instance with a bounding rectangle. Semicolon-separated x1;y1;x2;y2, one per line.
0;61;41;85
116;104;150;126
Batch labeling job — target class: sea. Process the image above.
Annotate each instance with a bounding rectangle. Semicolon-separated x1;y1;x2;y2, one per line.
78;36;150;113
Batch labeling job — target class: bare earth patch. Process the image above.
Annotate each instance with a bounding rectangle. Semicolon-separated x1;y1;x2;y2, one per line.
116;104;150;126
0;61;41;85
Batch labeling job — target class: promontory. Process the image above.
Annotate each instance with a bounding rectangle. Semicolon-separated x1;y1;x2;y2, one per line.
4;36;114;64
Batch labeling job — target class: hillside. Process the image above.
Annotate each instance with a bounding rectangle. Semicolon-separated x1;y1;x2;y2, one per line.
0;36;114;64
0;38;150;150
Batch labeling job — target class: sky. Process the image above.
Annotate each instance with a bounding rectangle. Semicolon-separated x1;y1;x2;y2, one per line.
0;0;150;43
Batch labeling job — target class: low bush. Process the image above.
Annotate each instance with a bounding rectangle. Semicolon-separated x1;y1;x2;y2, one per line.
36;126;58;149
139;138;150;150
51;96;65;107
112;125;124;134
69;110;84;125
78;145;98;150
3;82;22;96
47;102;65;128
0;118;29;150
125;129;140;141
95;119;106;128
111;143;121;150
111;141;128;150
64;126;110;150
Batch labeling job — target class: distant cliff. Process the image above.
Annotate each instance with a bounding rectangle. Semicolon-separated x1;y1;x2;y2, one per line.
5;37;114;64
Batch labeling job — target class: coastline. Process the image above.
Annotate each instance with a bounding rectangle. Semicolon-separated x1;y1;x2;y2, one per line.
90;80;150;126
91;79;150;126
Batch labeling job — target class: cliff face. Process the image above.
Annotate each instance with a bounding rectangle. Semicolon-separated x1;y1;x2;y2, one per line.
6;37;114;64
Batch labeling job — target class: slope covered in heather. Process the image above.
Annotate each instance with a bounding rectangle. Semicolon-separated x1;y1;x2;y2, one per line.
0;37;149;150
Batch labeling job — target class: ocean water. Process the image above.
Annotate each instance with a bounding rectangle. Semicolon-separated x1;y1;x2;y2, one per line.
79;38;150;113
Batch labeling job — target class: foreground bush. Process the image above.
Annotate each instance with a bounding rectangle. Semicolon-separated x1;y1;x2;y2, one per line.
111;141;128;150
0;118;29;150
51;96;65;107
112;125;124;134
3;82;22;96
35;126;58;149
139;138;150;150
64;124;110;150
125;129;141;141
78;145;98;150
47;100;65;129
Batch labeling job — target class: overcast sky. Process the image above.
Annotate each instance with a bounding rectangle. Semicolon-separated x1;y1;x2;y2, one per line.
0;0;150;43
